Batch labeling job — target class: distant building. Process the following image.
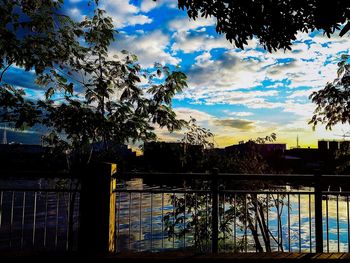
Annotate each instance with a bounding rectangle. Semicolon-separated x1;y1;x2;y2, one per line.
318;140;350;152
225;142;286;157
284;147;321;173
91;141;136;158
143;141;204;172
0;144;49;173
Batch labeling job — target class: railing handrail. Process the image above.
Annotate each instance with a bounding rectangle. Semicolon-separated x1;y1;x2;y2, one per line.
116;172;350;182
113;189;317;194
0;188;80;192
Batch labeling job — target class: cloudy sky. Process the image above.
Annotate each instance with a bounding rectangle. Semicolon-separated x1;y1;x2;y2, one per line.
4;0;350;148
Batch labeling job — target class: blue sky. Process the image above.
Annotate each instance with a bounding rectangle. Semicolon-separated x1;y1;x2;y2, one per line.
3;0;350;148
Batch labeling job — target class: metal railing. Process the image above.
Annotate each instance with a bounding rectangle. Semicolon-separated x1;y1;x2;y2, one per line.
113;172;350;254
0;188;80;251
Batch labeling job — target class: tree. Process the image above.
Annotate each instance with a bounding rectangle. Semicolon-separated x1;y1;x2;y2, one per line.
0;0;85;77
181;116;214;149
0;5;187;169
164;133;288;252
175;0;350;51
309;54;350;129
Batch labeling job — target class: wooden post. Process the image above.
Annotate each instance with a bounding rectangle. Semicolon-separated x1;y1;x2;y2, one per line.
211;168;219;253
315;174;323;253
78;162;117;254
109;164;117;253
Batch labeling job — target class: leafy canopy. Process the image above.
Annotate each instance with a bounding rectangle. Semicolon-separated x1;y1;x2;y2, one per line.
0;0;85;76
175;0;350;51
0;3;187;164
310;54;350;129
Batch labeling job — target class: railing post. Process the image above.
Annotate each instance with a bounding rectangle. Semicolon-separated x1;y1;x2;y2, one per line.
315;173;323;253
78;162;117;254
211;168;219;253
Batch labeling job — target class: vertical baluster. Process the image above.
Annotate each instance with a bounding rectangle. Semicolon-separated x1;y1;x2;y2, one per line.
183;192;186;249
20;192;26;249
277;193;280;252
326;194;329;253
172;193;175;249
255;195;258;253
9;191;14;248
234;193;236;251
314;178;323;253
244;194;247;252
211;170;219;253
129;192;132;250
55;192;59;249
66;192;71;251
44;192;48;249
139;192;142;251
194;193;198;250
347;195;350;252
116;193;121;252
309;193;312;252
337;194;340;252
298;194;301;253
161;192;164;249
0;191;3;228
151;192;153;251
223;193;226;252
206;193;209;251
266;193;269;233
266;193;269;251
288;193;290;252
32;192;37;247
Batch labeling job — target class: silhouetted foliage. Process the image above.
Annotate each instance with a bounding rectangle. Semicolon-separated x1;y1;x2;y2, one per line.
181;117;214;149
175;0;350;51
310;54;350;129
0;0;87;76
204;133;279;173
164;133;287;252
0;3;187;168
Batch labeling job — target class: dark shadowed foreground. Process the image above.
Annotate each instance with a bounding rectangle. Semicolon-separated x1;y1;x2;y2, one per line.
1;251;350;262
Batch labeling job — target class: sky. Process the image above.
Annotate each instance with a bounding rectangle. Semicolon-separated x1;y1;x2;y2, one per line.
3;0;350;148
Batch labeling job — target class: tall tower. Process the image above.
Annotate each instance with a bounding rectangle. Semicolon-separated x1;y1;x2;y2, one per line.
2;125;7;144
297;135;299;148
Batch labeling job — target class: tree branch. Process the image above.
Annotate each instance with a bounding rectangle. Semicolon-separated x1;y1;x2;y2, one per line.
0;63;13;82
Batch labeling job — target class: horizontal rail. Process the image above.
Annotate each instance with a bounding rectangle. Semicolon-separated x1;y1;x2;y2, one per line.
116;172;350;182
113;189;317;195
0;170;72;178
0;188;80;192
114;189;209;194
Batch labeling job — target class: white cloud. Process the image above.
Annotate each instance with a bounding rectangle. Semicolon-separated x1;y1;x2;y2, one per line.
141;0;178;12
223;111;254;117
112;31;180;67
68;7;85;21
156;107;267;144
175;30;350;112
171;32;232;53
99;0;152;28
174;107;214;122
177;51;282;107
169;16;216;33
287;88;320;99
282;100;315;118
140;0;158;12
